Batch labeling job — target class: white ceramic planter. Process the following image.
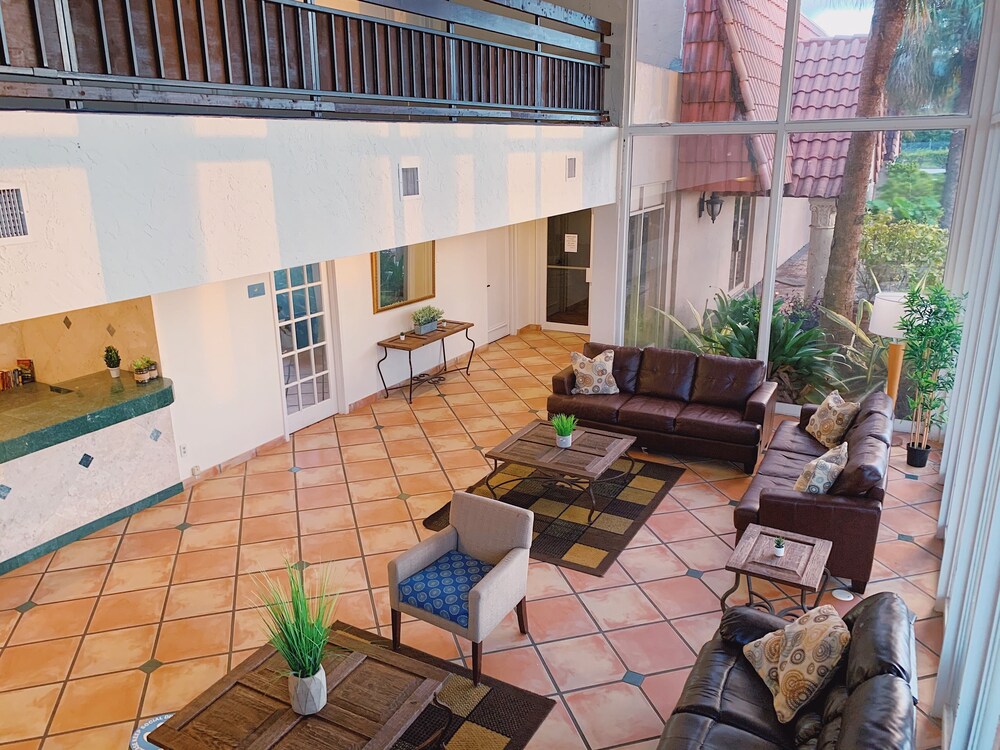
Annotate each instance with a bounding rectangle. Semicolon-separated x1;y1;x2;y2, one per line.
289;669;327;715
774;546;785;558
108;367;121;378
556;434;573;449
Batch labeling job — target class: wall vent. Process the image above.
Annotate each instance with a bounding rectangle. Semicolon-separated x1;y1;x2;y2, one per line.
400;166;420;198
0;188;27;239
566;156;578;180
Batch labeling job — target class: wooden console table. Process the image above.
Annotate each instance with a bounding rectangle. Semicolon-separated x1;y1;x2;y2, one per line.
376;319;475;403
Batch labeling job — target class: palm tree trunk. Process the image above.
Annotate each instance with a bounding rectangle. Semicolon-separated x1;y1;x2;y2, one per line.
940;45;978;230
823;0;911;319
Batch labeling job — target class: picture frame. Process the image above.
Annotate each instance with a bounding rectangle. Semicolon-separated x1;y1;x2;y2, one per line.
371;242;436;313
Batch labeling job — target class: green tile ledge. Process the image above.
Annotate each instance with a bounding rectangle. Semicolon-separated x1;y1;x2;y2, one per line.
0;371;174;464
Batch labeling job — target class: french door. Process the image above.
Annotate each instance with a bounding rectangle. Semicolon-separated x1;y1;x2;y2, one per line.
273;263;338;433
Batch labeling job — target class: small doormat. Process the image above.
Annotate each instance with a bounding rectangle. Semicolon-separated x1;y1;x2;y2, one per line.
332;621;554;750
423;458;684;576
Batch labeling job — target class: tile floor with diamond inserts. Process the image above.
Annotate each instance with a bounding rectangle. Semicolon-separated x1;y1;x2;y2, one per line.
0;331;946;749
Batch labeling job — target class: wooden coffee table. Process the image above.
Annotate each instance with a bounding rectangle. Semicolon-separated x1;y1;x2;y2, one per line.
720;524;832;619
148;631;451;749
484;421;636;522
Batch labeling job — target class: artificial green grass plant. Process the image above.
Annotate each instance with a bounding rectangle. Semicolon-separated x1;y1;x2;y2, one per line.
551;413;578;437
255;562;338;678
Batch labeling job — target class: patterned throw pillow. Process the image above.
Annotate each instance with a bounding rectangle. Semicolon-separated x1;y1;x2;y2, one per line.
571;350;620;395
744;605;851;723
806;391;860;448
794;442;849;494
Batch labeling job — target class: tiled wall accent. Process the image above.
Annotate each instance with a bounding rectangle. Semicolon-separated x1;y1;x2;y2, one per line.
0;406;181;565
0;297;160;383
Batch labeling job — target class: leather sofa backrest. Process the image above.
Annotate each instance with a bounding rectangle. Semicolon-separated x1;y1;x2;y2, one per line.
583;342;643;394
636;348;698;401
846;411;893;448
690;354;766;410
842;592;916;696
855;390;895;421
830;435;888;496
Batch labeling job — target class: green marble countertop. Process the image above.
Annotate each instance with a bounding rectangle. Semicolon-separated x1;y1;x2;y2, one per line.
0;371;174;464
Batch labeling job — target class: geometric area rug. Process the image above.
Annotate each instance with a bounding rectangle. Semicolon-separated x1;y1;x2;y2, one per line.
423;458;684;577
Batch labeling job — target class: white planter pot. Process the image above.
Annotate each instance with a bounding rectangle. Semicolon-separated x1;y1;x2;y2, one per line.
289;669;327;715
774;547;785;558
108;367;121;378
556;434;573;449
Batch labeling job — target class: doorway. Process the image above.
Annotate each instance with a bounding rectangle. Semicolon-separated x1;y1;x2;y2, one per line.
272;263;338;433
486;227;512;342
545;209;591;330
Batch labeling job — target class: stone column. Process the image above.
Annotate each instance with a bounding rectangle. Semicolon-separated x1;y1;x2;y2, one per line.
803;198;837;304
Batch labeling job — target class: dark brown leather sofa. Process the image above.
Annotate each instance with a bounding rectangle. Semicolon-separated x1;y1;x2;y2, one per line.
547;343;777;474
657;593;918;750
734;392;894;593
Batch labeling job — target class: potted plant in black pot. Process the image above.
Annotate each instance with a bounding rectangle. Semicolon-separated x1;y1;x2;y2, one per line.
411;305;444;335
898;283;964;467
104;345;121;378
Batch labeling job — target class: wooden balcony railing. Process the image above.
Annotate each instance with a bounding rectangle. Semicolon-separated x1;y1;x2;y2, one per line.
0;0;609;123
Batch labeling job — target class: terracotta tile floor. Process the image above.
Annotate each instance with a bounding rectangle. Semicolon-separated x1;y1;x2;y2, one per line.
0;331;946;749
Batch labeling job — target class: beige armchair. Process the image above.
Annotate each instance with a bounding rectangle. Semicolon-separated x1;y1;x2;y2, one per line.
389;491;533;685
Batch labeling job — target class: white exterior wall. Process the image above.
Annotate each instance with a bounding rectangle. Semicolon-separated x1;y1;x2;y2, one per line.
0;111;619;325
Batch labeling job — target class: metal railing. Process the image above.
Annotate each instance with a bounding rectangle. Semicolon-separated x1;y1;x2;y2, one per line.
0;0;609;122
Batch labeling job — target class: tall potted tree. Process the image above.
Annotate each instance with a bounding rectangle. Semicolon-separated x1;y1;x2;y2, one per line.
897;284;964;467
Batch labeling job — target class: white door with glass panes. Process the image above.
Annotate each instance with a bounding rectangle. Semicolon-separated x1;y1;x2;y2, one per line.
273;264;337;433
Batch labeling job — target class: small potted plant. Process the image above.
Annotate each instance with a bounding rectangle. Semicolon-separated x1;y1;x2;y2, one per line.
104;345;121;378
132;355;157;384
255;562;338;715
898;284;964;467
411;305;444;335
551;413;578;448
773;536;785;557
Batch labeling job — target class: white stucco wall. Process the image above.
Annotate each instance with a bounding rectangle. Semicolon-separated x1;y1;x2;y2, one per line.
0;111;619;325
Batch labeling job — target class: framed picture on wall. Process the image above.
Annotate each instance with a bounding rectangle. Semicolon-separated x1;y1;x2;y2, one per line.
371;242;436;313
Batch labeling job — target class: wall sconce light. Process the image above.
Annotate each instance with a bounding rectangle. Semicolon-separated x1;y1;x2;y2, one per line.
698;191;724;223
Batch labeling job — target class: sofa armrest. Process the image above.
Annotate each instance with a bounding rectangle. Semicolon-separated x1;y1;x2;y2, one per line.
799;404;819;430
719;605;789;646
552;366;575;396
744;380;777;447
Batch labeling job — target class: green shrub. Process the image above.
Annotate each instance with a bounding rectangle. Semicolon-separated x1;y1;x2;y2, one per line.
859;213;948;301
868;161;945;224
411;306;444;326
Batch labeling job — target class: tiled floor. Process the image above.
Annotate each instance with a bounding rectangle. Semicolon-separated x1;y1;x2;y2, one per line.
0;331;945;749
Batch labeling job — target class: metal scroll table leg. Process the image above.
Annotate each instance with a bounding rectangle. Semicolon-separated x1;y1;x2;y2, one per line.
376;346;390;398
408;350;415;404
720;573;741;612
586;483;597;523
464;328;475;374
440;338;447;378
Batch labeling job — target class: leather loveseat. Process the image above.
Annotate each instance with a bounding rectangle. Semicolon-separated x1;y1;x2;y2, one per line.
657;592;918;750
735;392;894;593
548;343;777;474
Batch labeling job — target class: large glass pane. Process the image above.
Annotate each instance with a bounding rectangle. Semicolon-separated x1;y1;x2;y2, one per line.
795;1;982;119
546;210;592;326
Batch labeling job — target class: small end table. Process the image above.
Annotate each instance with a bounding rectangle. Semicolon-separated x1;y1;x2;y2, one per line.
376;320;475;403
720;524;832;619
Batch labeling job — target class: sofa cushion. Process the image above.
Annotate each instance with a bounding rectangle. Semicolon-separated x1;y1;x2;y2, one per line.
570;349;620;395
855;390;895;421
845;411;893;448
793;443;849;494
806;392;860;448
830;436;887;497
397;550;493;629
758;450;813;482
617;395;686;432
656;711;788;750
546;393;633;424
636;348;698;401
676;403;761;445
768;422;826;458
691;354;766;410
584;342;642;394
838;675;916;750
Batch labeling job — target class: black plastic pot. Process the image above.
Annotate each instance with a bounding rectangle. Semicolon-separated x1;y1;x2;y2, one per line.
907;443;931;468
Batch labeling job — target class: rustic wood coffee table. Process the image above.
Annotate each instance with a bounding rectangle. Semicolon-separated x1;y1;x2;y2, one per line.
148;631;451;749
484;421;636;522
720;524;832;619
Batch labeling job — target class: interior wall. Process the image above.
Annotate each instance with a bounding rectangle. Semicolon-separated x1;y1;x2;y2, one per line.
151;275;284;478
588;203;621;343
0;297;159;383
512;219;545;332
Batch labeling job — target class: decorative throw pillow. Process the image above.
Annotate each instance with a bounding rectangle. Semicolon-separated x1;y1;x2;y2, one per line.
744;605;851;723
571;350;620;395
794;443;849;494
806;392;860;448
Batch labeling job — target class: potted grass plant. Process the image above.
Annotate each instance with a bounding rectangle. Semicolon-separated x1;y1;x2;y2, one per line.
897;284;964;467
104;345;121;378
551;413;578;448
255;562;338;715
411;305;444;335
773;536;785;558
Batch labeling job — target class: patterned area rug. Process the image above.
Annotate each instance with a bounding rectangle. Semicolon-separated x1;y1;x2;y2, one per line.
423;457;684;576
332;622;554;750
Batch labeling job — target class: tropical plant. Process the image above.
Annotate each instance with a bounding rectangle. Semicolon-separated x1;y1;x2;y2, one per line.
103;345;121;368
551;413;578;437
821;299;891;402
661;291;844;404
897;283;964;448
411;305;444;326
254;562;338;678
859;213;948;300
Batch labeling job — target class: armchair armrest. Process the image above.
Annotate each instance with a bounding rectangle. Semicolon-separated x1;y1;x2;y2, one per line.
799;404;819;430
552;366;575;396
387;526;459;608
468;547;530;642
719;606;790;646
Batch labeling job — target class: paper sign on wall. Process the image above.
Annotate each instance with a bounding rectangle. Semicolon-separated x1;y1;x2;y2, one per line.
564;234;579;253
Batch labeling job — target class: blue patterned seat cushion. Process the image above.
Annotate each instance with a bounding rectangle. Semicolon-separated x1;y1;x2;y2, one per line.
398;550;494;628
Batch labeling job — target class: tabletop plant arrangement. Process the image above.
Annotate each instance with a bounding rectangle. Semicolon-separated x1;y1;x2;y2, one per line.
411;305;444;335
103;345;121;378
773;536;785;558
897;283;964;467
551;413;578;448
255;562;339;715
131;355;159;384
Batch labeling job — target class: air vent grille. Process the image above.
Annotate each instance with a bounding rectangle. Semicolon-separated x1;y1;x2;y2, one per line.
566;157;578;180
0;189;27;239
400;167;420;198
